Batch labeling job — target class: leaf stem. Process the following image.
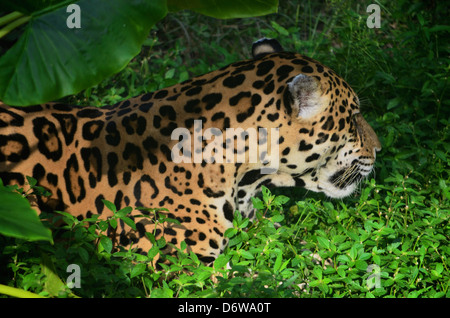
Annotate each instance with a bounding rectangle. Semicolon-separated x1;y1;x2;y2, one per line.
0;11;23;27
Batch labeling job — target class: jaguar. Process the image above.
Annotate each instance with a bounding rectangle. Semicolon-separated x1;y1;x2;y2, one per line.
0;38;381;263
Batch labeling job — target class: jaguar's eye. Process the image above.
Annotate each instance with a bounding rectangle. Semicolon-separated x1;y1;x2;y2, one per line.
352;113;365;138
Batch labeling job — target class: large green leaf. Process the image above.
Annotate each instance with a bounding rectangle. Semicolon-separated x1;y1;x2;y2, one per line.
0;0;167;106
168;0;278;19
0;284;45;298
0;187;53;242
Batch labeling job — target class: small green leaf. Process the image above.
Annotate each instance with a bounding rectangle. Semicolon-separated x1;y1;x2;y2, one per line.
151;286;173;298
238;218;250;229
313;267;323;280
228;235;243;247
115;206;132;218
349;245;358;260
337;266;347;278
274;251;282;272
271;21;289;36
167;0;278;19
271;214;284;223
189;251;199;264
40;253;67;297
78;247;89;264
359;253;372;261
157;237;166;249
26;176;37;187
165;68;175;79
164;218;181;226
387;97;401;110
0;0;168;105
273;195;290;205
240;250;255;260
108;218;117;230
379;227;395;235
148;246;160;260
355;260;368;271
0;284;44;298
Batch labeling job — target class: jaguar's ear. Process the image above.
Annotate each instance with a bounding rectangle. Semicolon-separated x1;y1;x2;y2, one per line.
287;74;329;119
252;38;283;59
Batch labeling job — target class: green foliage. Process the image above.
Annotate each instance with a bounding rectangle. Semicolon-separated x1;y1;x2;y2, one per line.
0;0;167;106
0;177;52;243
0;0;278;105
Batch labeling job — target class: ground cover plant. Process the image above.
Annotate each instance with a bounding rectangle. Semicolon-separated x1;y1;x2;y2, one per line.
0;0;449;298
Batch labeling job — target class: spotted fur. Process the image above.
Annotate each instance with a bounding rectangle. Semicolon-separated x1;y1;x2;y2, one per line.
0;39;381;263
